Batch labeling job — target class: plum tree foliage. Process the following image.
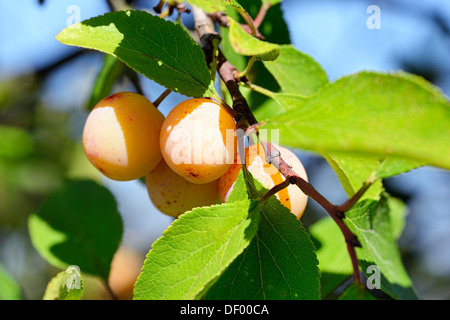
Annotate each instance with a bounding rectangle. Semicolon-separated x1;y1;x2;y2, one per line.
23;0;450;302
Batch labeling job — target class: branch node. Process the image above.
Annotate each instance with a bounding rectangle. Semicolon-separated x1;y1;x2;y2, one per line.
176;3;191;14
153;0;164;13
350;236;362;248
336;210;346;220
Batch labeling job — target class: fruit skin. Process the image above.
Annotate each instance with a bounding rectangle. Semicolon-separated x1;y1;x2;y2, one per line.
219;144;308;218
159;98;237;184
108;247;144;300
83;92;164;181
146;159;220;218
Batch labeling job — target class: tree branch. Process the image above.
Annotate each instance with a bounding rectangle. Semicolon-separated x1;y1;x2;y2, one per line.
260;142;363;285
192;5;365;286
209;11;265;39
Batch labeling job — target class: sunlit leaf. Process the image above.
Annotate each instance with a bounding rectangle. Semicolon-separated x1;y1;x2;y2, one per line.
262;71;450;170
57;10;213;98
133;197;261;300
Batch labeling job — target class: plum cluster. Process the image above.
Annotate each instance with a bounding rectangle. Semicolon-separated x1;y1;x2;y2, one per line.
82;92;308;218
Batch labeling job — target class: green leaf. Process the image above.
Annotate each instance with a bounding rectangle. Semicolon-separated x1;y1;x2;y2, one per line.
56;10;212;98
263;45;328;95
262;71;450;170
309;192;409;299
324;152;423;200
205;168;320;300
262;0;282;5
184;0;226;13
375;157;424;179
185;0;243;13
386;195;408;239
323;152;384;199
88;54;124;110
262;0;281;5
0;263;22;300
43;266;84;300
346;194;418;300
233;0;290;46
224;0;244;10
219;0;290;120
28;180;123;281
338;283;377;300
327;153;423;196
273;92;307;111
0;125;34;160
228;17;280;61
133;199;261;300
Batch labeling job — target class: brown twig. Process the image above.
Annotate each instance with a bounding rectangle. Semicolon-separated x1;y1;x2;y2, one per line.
209;12;265;39
235;7;258;37
217;51;257;128
209;12;229;27
152;88;171;108
152;0;164;14
253;2;272;28
192;5;365;286
259;179;291;204
260;141;363;285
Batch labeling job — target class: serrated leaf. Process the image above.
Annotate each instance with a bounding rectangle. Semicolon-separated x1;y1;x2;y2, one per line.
323;152;384;199
309;193;411;299
262;0;282;5
228;17;280;61
56;10;212;98
28;180;123;280
43;266;84;300
375;157;424;179
184;0;226;13
262;71;450;170
346;194;418;300
263;45;328;96
205;168;320;300
133;199;261;300
324;152;423;199
224;0;243;10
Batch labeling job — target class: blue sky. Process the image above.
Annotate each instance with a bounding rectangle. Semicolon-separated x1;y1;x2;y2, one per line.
2;0;450;84
0;0;108;77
